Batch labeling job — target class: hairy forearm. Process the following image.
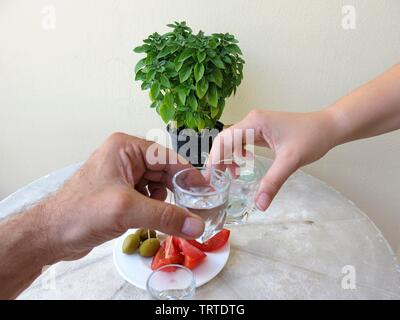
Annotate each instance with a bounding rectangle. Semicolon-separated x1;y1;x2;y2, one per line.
0;201;56;299
327;63;400;146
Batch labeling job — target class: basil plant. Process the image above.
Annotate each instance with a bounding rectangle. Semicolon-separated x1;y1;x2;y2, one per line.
134;21;244;132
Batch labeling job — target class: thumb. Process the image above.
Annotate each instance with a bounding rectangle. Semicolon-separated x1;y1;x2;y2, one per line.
126;191;205;239
255;152;299;211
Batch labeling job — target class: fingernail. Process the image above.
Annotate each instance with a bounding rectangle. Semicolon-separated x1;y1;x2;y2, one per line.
256;193;270;211
181;217;204;237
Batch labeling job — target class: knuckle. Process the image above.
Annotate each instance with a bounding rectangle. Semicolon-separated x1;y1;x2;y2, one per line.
248;108;264;119
107;132;127;145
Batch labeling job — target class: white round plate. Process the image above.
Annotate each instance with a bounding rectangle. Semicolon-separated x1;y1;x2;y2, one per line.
113;229;230;290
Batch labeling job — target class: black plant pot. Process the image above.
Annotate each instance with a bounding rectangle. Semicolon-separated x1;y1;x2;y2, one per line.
167;121;224;167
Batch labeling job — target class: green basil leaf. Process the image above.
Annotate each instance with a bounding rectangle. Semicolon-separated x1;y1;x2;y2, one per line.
150;100;160;109
212;56;225;69
159;103;174;123
159;93;175;123
157;44;179;58
206;49;216;58
218;98;226;112
207;84;218;108
166;70;178;78
179;64;193;83
133;45;150;53
165;92;174;108
222;55;232;64
196;116;205;130
146;69;156;81
177;88;187;105
134;58;147;73
231;44;243;54
188;92;198;111
186;113;197;129
197;51;206;63
196;77;209;99
175;60;184;72
141;66;150;74
211;106;219;118
177;105;188;111
178;48;194;62
194;63;205;82
208;39;218;49
160;74;171;88
141;82;151;90
225;44;242;55
210;68;223;87
165;61;176;71
150;81;160;100
155;42;165;51
135;70;146;81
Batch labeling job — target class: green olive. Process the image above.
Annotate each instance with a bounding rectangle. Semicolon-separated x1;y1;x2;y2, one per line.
139;238;160;257
122;233;141;254
136;228;157;241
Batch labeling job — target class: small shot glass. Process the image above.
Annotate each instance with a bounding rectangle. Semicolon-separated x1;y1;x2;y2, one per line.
146;264;196;300
173;167;231;242
209;157;262;225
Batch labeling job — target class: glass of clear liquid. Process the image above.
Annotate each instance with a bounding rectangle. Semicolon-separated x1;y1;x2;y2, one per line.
146;264;195;300
173;167;231;243
209;157;262;225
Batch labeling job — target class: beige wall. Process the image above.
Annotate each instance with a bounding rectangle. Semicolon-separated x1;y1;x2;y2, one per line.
0;0;399;256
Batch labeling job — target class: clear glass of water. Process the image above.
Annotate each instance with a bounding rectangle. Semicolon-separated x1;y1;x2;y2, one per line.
210;157;261;225
173;167;231;242
146;264;195;300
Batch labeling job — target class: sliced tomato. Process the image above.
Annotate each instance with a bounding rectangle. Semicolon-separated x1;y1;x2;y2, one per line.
151;242;166;270
188;229;230;252
164;236;180;259
151;236;183;271
174;237;206;270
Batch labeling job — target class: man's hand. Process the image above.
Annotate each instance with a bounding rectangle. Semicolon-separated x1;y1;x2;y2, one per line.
44;133;205;261
0;133;205;298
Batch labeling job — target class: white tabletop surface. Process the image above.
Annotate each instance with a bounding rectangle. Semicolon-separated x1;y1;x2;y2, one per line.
1;156;399;300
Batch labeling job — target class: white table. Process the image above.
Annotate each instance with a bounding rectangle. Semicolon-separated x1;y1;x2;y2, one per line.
1;157;399;299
